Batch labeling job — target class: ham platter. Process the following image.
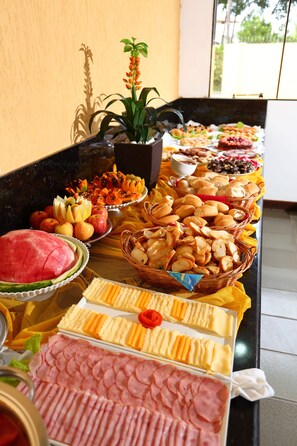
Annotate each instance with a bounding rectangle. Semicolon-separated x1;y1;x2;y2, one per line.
18;278;237;445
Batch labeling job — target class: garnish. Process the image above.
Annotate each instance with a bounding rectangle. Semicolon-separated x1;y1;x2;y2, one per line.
138;309;162;328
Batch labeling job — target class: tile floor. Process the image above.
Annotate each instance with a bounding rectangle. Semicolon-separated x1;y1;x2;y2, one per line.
260;208;297;446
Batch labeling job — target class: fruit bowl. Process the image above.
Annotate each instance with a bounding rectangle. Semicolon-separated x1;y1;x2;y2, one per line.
0;235;89;302
105;187;148;210
84;219;113;245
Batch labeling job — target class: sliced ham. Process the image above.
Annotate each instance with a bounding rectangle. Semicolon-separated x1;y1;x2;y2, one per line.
153;363;175;388
0;229;76;282
161;385;176;409
168;370;189;395
116;369;129;390
193;391;223;424
127;374;148;399
135;359;160;385
26;334;229;445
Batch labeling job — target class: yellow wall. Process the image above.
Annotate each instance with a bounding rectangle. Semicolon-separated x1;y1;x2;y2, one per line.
0;0;180;174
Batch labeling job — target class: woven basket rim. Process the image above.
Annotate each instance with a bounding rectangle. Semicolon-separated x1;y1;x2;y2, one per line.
121;227;255;283
143;201;253;232
170;177;264;201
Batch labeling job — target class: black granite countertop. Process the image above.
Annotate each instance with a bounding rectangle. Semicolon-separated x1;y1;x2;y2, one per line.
227;212;262;446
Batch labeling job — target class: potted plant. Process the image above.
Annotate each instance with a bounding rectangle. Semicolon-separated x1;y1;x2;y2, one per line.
88;37;185;190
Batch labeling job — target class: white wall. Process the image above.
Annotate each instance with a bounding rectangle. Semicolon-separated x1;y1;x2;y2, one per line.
179;0;214;97
264;101;297;202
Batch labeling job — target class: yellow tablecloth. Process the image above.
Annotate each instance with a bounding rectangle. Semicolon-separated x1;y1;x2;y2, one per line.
0;160;264;350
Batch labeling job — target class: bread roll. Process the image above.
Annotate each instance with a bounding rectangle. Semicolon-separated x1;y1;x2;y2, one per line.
210;175;229;187
203;171;218;179
232;177;249;186
151;203;172;219
175;204;195;218
213;215;236;228
189;179;210;189
204;200;230;213
228;208;246;221
224;185;246;198
244;182;260;196
197;186;218;196
157;215;180;225
183;215;207;227
182;194;203;207
194;204;218;218
176;179;190;191
159;195;175;207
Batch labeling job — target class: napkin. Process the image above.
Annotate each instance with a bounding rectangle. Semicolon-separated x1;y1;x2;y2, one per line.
231;368;274;401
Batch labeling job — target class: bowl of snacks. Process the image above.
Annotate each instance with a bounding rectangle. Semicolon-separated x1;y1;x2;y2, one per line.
170;154;198;177
121;225;255;293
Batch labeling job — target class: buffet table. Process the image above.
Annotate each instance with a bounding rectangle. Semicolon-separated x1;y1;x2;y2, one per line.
85;171;263;446
87;240;261;446
0;98;268;446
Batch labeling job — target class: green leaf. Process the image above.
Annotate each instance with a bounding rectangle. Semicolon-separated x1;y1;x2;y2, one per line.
120;38;132;44
157;107;186;130
145;106;158;126
88;109;109;133
104;93;126;103
123;45;132;53
139;87;160;106
25;333;42;354
9;358;30;372
237;121;244;128
139;48;148;57
0;377;20;387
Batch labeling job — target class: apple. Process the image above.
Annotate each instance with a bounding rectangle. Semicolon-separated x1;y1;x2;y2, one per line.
43;205;55;218
29;210;49;229
40;217;60;233
91;205;108;219
88;213;108;234
74;221;94;241
54;221;74;237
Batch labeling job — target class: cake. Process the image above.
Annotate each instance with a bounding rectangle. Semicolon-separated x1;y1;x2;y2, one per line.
217;136;253;151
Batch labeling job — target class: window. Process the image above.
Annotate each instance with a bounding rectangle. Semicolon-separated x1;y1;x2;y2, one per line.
210;0;297;99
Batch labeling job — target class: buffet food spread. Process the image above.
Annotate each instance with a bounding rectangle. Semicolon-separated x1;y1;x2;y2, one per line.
0;121;265;446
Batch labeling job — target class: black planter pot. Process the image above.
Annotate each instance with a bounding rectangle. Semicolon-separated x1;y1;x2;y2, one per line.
114;138;163;190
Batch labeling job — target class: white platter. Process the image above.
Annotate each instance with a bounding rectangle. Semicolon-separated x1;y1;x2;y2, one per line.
0;235;89;302
59;278;237;378
54;330;232;446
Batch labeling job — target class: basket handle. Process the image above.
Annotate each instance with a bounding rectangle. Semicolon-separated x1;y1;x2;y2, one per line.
143;201;153;213
120;230;133;246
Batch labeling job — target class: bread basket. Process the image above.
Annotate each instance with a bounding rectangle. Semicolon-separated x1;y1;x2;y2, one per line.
143;201;253;238
220;183;264;210
170;176;264;210
121;226;256;293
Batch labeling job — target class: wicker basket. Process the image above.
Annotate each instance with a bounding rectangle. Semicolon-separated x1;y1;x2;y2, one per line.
143;201;253;238
171;177;264;210
222;183;264;210
121;227;256;293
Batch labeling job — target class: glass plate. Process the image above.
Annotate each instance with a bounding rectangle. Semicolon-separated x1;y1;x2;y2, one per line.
105;187;148;210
